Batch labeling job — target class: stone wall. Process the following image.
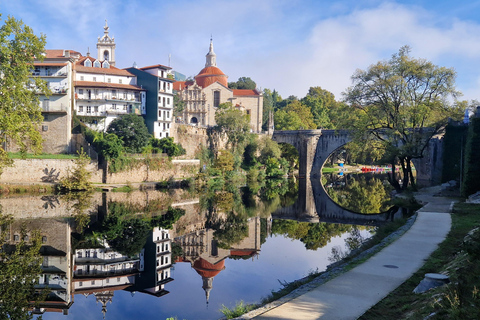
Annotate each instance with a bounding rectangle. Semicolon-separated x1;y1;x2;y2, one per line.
0;158;199;185
171;123;209;158
0;159;103;184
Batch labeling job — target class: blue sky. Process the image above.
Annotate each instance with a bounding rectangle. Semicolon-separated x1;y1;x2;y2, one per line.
3;0;480;102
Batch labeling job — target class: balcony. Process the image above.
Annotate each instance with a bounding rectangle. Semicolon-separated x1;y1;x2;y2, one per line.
42;103;68;114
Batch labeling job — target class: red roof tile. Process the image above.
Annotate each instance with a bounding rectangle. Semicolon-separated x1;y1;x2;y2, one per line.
75;57;134;76
140;64;172;70
33;62;67;67
233;89;259;96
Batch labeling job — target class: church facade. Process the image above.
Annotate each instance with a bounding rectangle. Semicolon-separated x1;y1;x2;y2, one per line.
173;41;263;133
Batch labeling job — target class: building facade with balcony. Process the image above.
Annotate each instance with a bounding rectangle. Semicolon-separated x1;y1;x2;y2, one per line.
74;56;146;132
32;49;78;153
126;65;174;139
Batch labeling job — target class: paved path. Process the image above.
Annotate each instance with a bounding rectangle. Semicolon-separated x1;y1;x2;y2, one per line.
248;188;454;320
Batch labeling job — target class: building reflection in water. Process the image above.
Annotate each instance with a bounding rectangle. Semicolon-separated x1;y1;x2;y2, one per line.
173;216;263;304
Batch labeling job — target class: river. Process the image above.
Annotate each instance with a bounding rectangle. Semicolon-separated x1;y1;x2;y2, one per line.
0;174;402;320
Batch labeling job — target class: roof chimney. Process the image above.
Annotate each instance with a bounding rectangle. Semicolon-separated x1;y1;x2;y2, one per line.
64;50;70;58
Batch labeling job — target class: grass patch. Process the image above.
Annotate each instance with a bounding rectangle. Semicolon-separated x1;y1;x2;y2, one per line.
0;184;55;194
8;152;78;159
322;167;340;173
111;185;134;192
359;202;480;320
220;300;257;319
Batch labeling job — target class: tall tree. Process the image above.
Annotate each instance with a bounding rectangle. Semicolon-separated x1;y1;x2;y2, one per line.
344;46;461;191
0;15;48;172
274;100;316;130
301;87;336;129
106;114;151;153
215;102;250;149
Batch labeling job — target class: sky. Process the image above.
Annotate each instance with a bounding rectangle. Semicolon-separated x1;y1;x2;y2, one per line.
3;0;480;102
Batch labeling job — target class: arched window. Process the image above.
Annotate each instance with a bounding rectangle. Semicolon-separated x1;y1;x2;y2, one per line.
93;60;101;68
190;117;198;124
102;61;110;68
103;50;110;61
84;59;92;67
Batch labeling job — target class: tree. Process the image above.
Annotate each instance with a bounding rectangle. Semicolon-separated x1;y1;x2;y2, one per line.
0;15;48;173
301;87;337;129
173;92;185;117
228;77;256;90
0;214;45;320
150;137;186;157
215;102;250;148
274;100;316;130
344;46;461;192
106;114;151;153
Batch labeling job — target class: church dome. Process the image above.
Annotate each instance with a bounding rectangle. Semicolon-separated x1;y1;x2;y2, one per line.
193;258;226;278
195;66;228;88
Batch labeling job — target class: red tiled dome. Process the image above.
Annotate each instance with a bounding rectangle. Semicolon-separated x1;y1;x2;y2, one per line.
193;258;225;278
195;66;228;88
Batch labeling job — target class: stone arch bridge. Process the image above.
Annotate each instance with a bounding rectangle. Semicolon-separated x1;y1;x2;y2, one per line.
271;129;443;184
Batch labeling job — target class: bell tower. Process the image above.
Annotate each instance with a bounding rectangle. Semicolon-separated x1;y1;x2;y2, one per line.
97;20;116;66
205;38;216;67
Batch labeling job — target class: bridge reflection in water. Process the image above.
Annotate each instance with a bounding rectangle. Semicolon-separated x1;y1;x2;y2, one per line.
272;178;404;226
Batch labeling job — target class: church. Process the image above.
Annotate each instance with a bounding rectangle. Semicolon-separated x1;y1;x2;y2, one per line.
173;40;263;133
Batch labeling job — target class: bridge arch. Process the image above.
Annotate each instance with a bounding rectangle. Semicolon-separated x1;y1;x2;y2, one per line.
271;129;443;185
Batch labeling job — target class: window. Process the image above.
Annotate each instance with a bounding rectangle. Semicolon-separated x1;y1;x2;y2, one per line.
80;75;84;81
94;106;98;113
213;91;220;108
163;97;165;106
102;60;110;68
119;79;122;84
106;278;110;284
167;98;170;105
79;89;83;94
123;92;127;99
163;110;166;119
112;104;116;110
77;251;82;258
167;83;170;90
112;90;117;97
86;106;91;113
79;106;84;112
84;59;92;67
79;282;83;287
108;78;111;83
163;123;166;130
14;234;19;241
93;77;96;82
42;236;47;243
167;111;170;118
123;105;127;110
165;257;169;264
42;99;50;110
246;109;251;115
91;280;95;285
93;60;101;68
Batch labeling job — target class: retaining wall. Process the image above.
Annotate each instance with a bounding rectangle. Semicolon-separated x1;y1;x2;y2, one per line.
0;158;199;185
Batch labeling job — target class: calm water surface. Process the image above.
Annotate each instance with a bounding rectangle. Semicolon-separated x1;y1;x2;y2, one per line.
0;177;393;320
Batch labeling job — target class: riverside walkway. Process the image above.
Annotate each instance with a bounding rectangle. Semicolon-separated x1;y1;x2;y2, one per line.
241;186;454;320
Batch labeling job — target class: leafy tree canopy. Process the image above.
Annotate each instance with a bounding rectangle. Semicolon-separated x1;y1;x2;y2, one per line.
301;87;338;129
228;77;256;90
215;102;251;148
0;15;48;172
106;114;151;153
274;100;316;130
343;46;462;191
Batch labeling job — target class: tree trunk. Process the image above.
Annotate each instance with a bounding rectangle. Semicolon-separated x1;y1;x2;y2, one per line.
387;160;402;193
400;157;410;190
406;158;417;191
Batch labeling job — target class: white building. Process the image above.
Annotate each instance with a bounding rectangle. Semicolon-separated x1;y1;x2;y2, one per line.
126;65;174;139
31;49;77;153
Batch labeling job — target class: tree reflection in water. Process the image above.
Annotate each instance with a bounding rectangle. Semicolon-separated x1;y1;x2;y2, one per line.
324;173;393;214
